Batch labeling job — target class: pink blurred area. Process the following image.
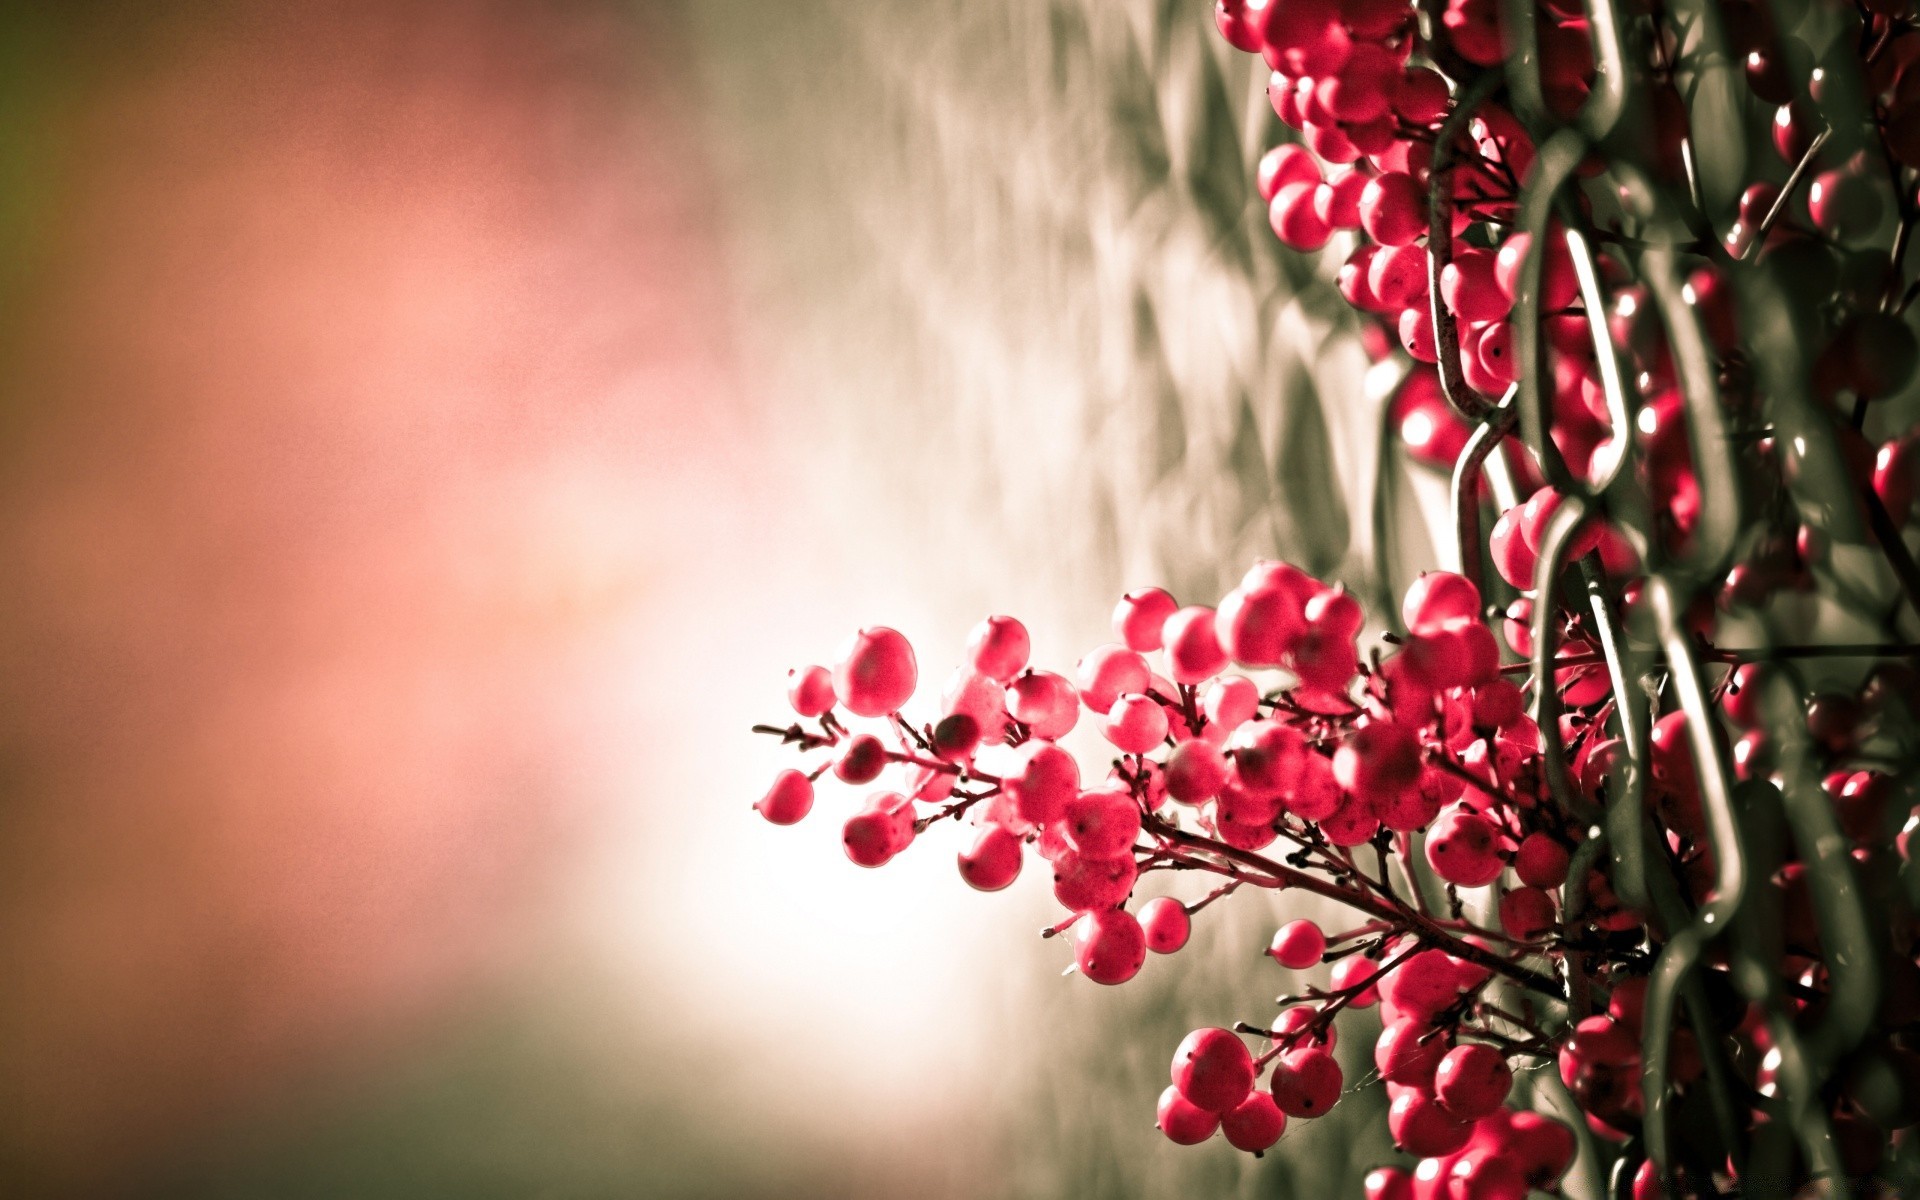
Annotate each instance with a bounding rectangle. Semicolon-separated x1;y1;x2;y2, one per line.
0;1;852;1191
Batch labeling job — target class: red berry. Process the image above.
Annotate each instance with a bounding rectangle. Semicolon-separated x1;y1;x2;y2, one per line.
833;626;918;717
1271;180;1335;250
1488;506;1536;590
1370;242;1431;310
1434;1044;1513;1120
755;769;815;825
1365;1165;1416;1200
1376;1018;1450;1087
1506;1110;1576;1187
1165;738;1230;804
1361;171;1429;245
1631;1159;1667;1200
1076;644;1152;714
1006;669;1079;739
787;665;836;717
1257;143;1322;202
1165;605;1230;684
1052;852;1138;911
843;793;913;867
1498;886;1555;941
1427;808;1506;887
1513;833;1570;887
1495;229;1580;311
1174;1027;1257;1112
1379;947;1465;1017
834;733;890;784
1228;718;1309;797
1330;954;1382;1006
1114;587;1180;651
958;824;1023;891
1270;919;1327;969
1065;788;1143;860
1222;1089;1288;1151
1074;906;1147;984
1403;571;1482;634
1318;166;1371;229
1272;1004;1337;1051
1399;305;1439;363
1102;692;1170;754
1271;1047;1343;1117
1005;741;1080;825
1217;564;1316;665
1807;167;1883;241
1441;248;1510;323
1389;1089;1474;1156
1157;1084;1220;1144
1139;895;1192;953
1448;1151;1528;1200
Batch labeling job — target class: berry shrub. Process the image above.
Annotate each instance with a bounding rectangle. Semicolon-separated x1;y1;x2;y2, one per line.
751;0;1920;1192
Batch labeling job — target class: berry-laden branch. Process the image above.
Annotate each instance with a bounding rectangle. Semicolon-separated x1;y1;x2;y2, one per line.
744;0;1920;1192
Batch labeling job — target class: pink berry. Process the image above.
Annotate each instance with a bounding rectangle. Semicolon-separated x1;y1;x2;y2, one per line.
1157;1084;1220;1144
832;626;918;717
1807;166;1883;241
1139;896;1191;953
1506;1110;1576;1188
1471;678;1525;729
842;794;913;868
1441;248;1510;323
1388;1089;1474;1156
1399;305;1439;363
1076;643;1152;714
1005;740;1080;825
1006;670;1079;740
1114;587;1180;651
1165;605;1230;684
965;614;1031;682
1488;507;1536;591
1074;906;1147;984
1499;886;1556;941
1270;1047;1343;1117
1202;674;1261;736
930;713;981;762
1330;954;1381;1006
1256;142;1322;202
833;733;889;784
1449;1151;1528;1200
1434;1044;1513;1121
1173;1027;1257;1113
1052;851;1138;911
1165;738;1230;804
1217;567;1316;665
1365;1165;1415;1200
1360;171;1428;246
1065;788;1143;860
754;769;815;825
1228;719;1309;797
787;665;835;717
1513;833;1570;888
1375;1018;1450;1087
958;825;1023;891
1270;180;1334;250
1269;919;1327;969
1379;947;1465;1017
1221;1089;1288;1151
1369;241;1431;309
1402;571;1482;634
1427;807;1506;887
1102;692;1170;754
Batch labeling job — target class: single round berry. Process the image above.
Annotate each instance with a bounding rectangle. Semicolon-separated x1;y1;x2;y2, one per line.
1513;833;1570;888
1165;605;1230;684
1426;808;1506;887
833;626;918;717
958;825;1023;891
1450;1151;1529;1200
1076;644;1152;714
1173;1027;1257;1113
1272;1004;1337;1051
1442;248;1510;323
1103;692;1170;754
843;794;913;867
1256;142;1322;202
1498;886;1556;941
965;614;1031;682
1402;571;1481;634
787;665;835;717
1434;1044;1513;1120
1364;1165;1414;1200
1221;1090;1287;1152
1139;896;1192;954
1379;947;1464;1017
1051;852;1138;911
1270;1047;1343;1117
1165;738;1230;804
1360;171;1428;245
834;733;890;784
1202;675;1260;737
1387;1089;1473;1156
1006;670;1079;739
1269;919;1326;969
1074;906;1147;985
754;769;814;825
1005;740;1080;825
1064;788;1143;860
1114;587;1180;651
1330;954;1381;1006
1375;1018;1449;1087
1271;180;1334;250
930;713;981;762
1156;1084;1220;1145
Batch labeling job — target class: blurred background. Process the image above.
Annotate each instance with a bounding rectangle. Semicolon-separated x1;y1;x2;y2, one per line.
0;2;1448;1195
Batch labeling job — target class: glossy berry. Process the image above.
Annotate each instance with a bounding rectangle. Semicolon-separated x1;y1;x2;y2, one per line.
1427;807;1506;887
1330;954;1382;1006
1271;181;1334;251
1360;172;1428;246
966;615;1031;682
1441;248;1510;323
1173;1027;1257;1112
1006;670;1079;740
1269;919;1327;969
1222;1090;1288;1152
1513;833;1569;888
833;626;918;717
1402;571;1482;634
1052;852;1138;912
834;733;889;784
1005;741;1080;825
1434;1044;1513;1120
1388;1089;1473;1156
1165;738;1230;804
958;825;1022;891
755;769;815;825
1114;587;1180;651
1139;896;1192;953
1364;1166;1415;1200
1103;692;1170;754
1074;906;1147;985
1376;1018;1449;1087
1270;1047;1343;1117
1498;886;1555;941
1256;143;1322;203
1065;788;1143;860
1165;605;1230;684
787;665;836;717
1157;1085;1220;1144
1076;644;1152;714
